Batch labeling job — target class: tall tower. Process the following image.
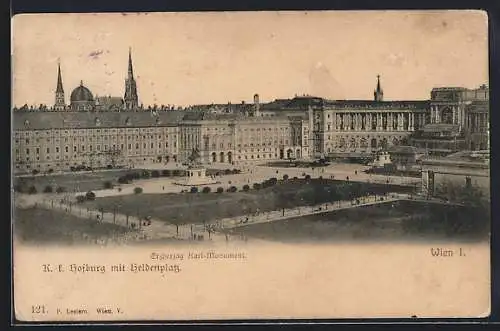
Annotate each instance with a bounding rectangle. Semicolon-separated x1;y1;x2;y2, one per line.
374;74;384;102
124;48;139;110
54;60;65;111
253;93;260;117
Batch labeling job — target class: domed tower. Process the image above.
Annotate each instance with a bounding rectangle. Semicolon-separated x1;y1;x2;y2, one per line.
374;74;384;102
70;81;94;111
124;48;139;110
54;60;66;111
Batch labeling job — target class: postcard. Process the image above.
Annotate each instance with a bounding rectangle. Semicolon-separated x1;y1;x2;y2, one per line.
12;10;490;321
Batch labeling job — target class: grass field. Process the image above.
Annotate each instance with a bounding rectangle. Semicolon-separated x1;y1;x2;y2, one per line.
222;200;490;243
79;178;414;224
14;170;136;193
14;207;134;245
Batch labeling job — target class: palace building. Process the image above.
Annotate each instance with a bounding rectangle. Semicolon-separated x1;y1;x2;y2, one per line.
12;51;489;174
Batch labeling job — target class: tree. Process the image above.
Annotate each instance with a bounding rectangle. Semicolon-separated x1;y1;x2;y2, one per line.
161;169;171;177
216;187;224;193
224;169;232;175
172;170;181;177
86;191;96;200
202;186;211;193
32;169;40;175
47;169;54;174
228;186;237;193
283;174;289;181
141;170;151;179
151;170;160;178
118;176;129;184
43;185;53;193
76;195;86;203
304;174;311;181
134;187;143;194
242;184;250;192
56;186;66;194
190;186;199;193
28;185;37;194
103;181;114;189
253;183;262;190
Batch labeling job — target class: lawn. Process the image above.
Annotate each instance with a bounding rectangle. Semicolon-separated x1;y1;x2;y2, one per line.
14;206;135;245
79;178;415;225
221;200;490;243
13;168;240;194
14;170;137;193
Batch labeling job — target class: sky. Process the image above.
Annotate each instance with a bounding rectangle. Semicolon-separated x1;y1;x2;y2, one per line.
12;10;488;107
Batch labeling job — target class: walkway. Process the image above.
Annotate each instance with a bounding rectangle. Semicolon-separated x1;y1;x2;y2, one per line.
14;188;457;244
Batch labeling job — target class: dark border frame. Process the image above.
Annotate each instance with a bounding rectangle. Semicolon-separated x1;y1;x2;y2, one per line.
7;0;500;327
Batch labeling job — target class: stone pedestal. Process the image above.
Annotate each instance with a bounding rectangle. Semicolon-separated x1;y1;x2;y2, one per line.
175;166;217;186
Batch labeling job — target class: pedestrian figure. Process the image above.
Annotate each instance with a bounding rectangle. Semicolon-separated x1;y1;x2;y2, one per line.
162;186;165;190
355;170;358;175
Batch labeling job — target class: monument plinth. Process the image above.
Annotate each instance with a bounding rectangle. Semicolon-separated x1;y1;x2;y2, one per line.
175;148;217;186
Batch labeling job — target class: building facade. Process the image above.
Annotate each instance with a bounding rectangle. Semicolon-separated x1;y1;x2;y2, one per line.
178;113;309;165
420;151;490;199
410;85;489;155
12;52;490;174
13;112;182;172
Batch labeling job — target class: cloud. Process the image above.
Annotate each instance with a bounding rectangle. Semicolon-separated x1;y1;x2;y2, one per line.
308;62;344;99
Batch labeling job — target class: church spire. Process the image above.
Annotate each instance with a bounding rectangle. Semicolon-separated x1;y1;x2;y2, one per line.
374;74;384;101
54;60;66;111
56;60;64;93
128;47;134;79
124;47;138;110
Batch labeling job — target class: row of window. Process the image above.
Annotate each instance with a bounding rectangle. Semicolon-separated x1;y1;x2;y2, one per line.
16;141;178;155
15;127;178;136
17;135;178;145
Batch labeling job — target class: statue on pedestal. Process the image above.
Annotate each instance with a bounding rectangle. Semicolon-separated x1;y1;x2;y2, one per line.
187;147;202;168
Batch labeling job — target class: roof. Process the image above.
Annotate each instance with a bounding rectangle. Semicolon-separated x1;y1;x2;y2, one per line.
181;111;303;122
260;96;323;111
421;150;490;166
96;96;124;105
13;111;187;130
445;150;490;162
70;83;94;102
